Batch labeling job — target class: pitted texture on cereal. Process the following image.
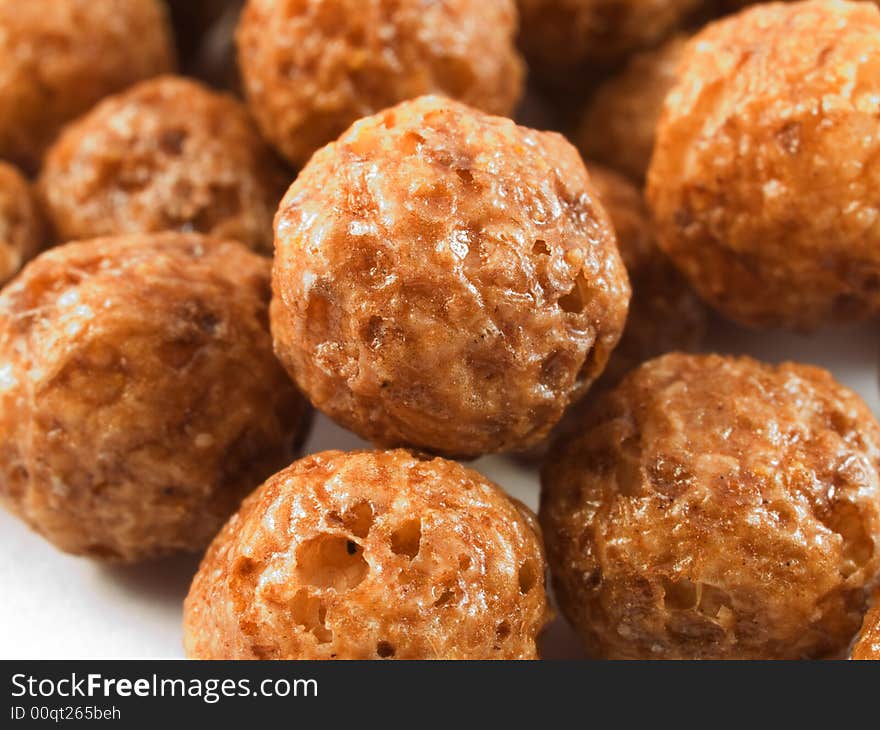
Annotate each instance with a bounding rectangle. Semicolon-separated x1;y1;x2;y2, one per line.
578;36;687;183
648;0;880;329
39;75;286;254
184;449;551;659
0;233;310;562
271;96;630;457
0;162;44;287
517;0;702;74
237;0;524;167
0;0;175;174
541;353;880;659
852;591;880;660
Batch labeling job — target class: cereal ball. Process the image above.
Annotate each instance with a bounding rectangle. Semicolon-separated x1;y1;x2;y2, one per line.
541;353;880;659
516;0;702;75
184;449;551;659
515;164;704;463
852;591;880;660
0;0;175;174
237;0;524;168
0;162;45;287
0;233;310;562
39;76;286;254
577;36;687;182
648;1;880;330
272;96;630;458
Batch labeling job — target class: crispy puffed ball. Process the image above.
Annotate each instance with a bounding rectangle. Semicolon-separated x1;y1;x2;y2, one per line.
0;233;311;562
39;76;286;254
852;591;880;660
272;96;630;458
0;162;45;287
577;36;687;182
0;0;175;174
237;0;524;168
516;0;702;75
541;353;880;659
648;1;880;330
516;164;704;463
184;449;551;660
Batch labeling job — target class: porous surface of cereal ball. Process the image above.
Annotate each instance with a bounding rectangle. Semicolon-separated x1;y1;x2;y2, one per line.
648;1;880;330
516;0;702;75
541;353;880;659
184;449;551;659
851;591;880;660
578;36;687;182
0;0;175;174
0;162;44;286
237;0;524;167
39;76;286;254
272;96;630;458
0;233;310;562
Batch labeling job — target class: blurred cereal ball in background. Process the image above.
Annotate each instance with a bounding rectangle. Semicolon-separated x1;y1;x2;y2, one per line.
184;449;551;660
271;96;630;458
516;0;705;77
648;0;880;330
0;162;45;287
0;0;175;174
542;353;880;659
236;0;525;168
577;35;688;182
0;233;311;563
39;75;288;254
851;591;880;660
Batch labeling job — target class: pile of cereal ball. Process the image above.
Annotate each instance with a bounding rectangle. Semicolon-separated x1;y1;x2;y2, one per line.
1;0;879;660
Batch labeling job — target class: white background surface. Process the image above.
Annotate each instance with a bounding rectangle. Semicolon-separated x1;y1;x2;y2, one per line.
1;316;877;659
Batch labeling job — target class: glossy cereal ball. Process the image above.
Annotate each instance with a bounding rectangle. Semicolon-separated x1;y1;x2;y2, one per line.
542;353;880;659
648;1;880;330
0;162;44;287
184;449;551;659
577;35;687;182
272;96;630;458
39;76;286;254
516;0;702;75
237;0;524;168
0;233;311;562
515;164;704;463
852;591;880;660
0;0;175;174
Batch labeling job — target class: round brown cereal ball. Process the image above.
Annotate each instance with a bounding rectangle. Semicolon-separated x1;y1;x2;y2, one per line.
516;0;702;76
541;353;880;659
184;449;551;659
39;76;286;254
648;1;880;330
0;233;310;562
577;35;687;182
0;0;175;174
237;0;524;168
272;96;630;458
852;591;880;660
0;162;45;287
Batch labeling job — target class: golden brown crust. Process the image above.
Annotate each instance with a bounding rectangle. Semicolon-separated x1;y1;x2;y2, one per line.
517;0;702;75
0;162;45;286
184;449;551;660
0;0;175;174
541;353;880;659
852;590;880;660
271;96;630;458
0;233;310;562
648;1;880;330
577;35;687;182
237;0;524;167
39;76;286;254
